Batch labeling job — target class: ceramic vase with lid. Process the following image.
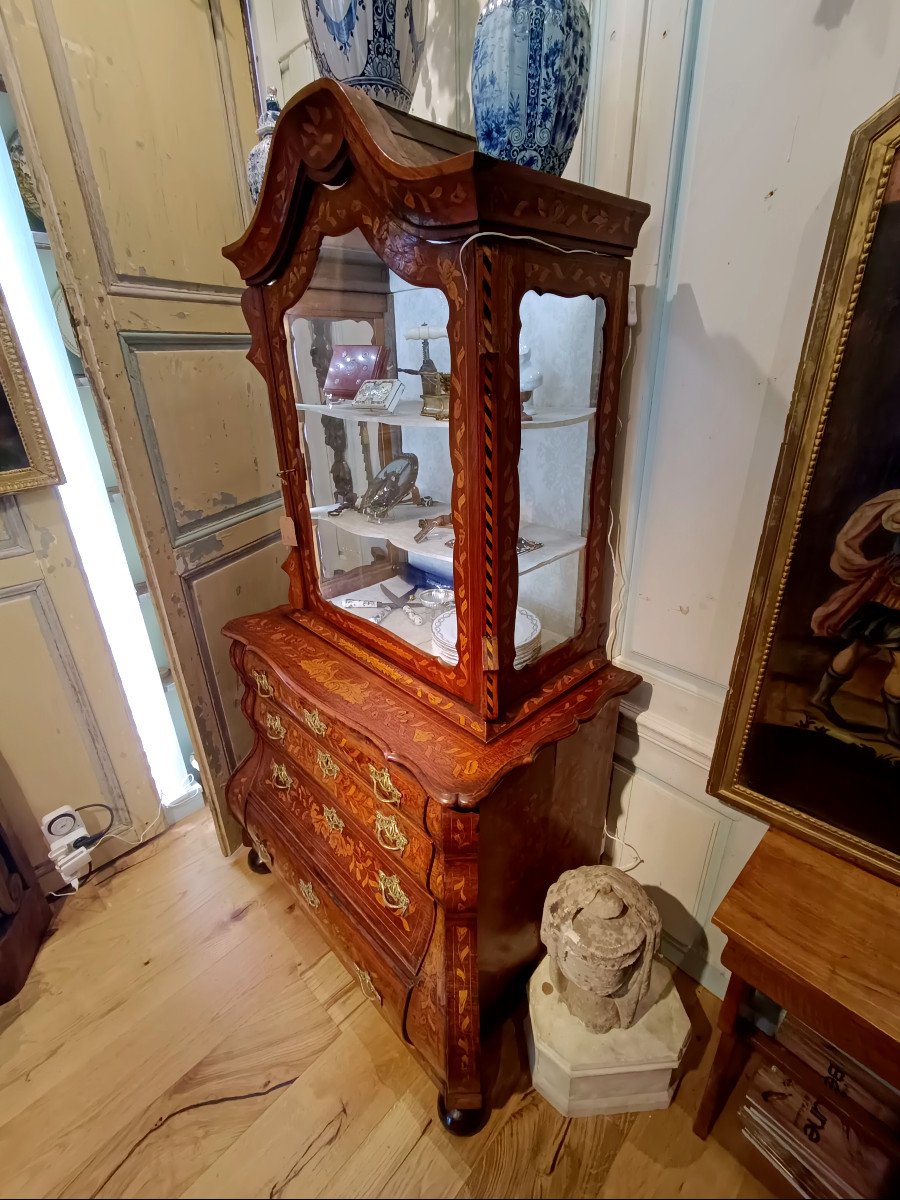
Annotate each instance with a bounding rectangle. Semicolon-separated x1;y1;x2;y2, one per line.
247;85;281;203
471;0;590;175
300;0;428;113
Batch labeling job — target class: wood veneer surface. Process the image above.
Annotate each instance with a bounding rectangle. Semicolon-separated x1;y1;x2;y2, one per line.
0;813;784;1199
714;829;900;1055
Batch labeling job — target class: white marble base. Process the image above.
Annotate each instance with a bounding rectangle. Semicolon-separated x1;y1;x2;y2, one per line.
527;957;692;1118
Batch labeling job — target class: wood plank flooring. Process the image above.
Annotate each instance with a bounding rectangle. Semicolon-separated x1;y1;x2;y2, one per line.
0;813;784;1199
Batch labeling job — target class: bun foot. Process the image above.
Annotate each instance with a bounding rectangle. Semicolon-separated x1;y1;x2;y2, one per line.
437;1093;488;1136
247;847;271;874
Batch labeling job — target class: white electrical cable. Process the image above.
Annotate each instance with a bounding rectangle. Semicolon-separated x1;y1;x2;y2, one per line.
457;229;615;285
605;329;634;657
603;823;643;873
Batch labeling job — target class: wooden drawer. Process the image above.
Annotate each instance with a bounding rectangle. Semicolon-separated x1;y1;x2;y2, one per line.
255;749;435;975
244;796;411;1036
242;649;426;821
252;693;433;890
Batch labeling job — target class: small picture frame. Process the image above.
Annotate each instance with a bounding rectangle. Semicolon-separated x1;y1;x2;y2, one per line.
350;379;405;413
0;289;62;495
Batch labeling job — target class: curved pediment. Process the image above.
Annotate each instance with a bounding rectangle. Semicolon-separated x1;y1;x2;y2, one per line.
224;79;649;286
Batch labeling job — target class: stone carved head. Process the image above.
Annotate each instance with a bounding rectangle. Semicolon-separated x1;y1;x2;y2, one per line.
540;865;662;1034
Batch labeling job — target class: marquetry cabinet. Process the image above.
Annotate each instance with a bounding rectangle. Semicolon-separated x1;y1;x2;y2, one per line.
222;79;648;1131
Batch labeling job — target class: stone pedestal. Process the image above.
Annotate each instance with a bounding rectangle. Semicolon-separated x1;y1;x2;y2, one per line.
527;956;691;1117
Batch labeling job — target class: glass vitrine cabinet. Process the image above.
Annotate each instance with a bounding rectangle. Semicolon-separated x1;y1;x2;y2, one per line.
227;86;647;734
223;78;648;1130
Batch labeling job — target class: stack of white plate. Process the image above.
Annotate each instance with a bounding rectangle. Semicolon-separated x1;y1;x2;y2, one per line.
431;607;541;668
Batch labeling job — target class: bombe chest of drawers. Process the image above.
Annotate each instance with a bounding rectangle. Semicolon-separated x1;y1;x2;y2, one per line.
222;79;648;1131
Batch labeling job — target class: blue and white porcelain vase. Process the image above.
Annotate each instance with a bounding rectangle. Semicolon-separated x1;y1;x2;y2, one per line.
247;86;281;203
471;0;590;175
300;0;428;113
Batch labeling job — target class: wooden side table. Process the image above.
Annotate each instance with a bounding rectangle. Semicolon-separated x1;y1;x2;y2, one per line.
694;829;900;1157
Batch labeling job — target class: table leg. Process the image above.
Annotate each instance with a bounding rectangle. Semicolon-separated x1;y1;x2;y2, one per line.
694;972;753;1139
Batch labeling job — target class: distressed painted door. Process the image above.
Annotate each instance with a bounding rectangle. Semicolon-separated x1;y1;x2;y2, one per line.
0;489;159;883
0;0;288;852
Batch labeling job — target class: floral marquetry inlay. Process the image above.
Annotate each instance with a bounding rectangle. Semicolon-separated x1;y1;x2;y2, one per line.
228;611;638;806
222;76;646;1120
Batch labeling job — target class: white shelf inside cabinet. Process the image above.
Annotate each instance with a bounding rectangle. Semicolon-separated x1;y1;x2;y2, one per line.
297;400;595;430
311;504;585;576
320;577;570;663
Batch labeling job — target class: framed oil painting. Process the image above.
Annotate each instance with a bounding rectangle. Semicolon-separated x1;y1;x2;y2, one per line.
709;95;900;884
0;288;61;494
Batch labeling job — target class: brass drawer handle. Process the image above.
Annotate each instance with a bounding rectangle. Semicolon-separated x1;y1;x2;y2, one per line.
370;765;401;806
298;879;320;909
323;805;344;833
250;836;272;868
265;711;286;741
303;708;328;737
377;870;409;914
252;669;274;698
374;812;408;854
271;761;292;790
355;964;382;1005
316;749;340;780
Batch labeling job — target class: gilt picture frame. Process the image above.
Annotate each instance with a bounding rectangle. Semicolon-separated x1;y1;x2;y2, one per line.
708;95;900;884
0;288;61;494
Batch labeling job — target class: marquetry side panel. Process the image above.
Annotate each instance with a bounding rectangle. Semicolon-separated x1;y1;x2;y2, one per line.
427;804;481;1109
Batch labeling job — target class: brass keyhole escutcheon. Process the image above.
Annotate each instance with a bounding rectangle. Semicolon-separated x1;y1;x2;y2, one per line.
265;711;286;741
271;762;292;790
303;708;328;737
323;806;344;834
316;750;340;780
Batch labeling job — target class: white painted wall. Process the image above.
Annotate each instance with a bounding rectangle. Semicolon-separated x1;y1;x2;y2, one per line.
604;0;900;993
245;0;900;995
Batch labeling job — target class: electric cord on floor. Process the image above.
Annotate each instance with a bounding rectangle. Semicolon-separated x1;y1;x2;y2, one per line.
48;863;93;899
91;772;197;853
45;778;192;900
93;801;165;850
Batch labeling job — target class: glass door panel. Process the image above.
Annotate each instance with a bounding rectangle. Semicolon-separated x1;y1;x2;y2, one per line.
514;291;606;668
286;234;458;660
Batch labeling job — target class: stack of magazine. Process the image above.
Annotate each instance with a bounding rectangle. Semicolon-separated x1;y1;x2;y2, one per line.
739;1016;900;1198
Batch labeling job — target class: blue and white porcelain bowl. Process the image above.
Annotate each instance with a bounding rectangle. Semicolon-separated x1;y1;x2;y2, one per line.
471;0;591;175
300;0;428;113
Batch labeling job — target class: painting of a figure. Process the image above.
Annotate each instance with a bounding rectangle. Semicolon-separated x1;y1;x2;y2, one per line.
710;97;900;880
811;491;900;746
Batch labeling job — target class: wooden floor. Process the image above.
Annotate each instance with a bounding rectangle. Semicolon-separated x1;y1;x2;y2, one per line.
0;813;784;1199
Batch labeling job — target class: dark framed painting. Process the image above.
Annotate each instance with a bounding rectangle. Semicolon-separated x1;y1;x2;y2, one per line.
709;95;900;884
0;288;61;494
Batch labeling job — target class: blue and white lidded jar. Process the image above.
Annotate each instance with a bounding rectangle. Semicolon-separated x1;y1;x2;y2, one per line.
247;86;281;204
300;0;428;113
471;0;591;176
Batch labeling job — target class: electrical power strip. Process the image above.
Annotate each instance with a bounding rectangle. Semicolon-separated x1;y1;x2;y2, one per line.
41;806;93;889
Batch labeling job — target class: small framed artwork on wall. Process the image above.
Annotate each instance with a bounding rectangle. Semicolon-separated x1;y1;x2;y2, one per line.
0;288;61;495
709;95;900;884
